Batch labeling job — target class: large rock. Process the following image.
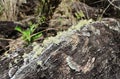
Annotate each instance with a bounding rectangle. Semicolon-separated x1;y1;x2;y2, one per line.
0;18;118;79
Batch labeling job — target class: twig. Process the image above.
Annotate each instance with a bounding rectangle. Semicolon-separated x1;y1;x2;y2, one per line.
108;0;120;10
99;3;111;20
0;38;13;41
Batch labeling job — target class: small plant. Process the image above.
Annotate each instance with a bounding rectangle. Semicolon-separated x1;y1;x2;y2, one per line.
15;23;42;44
37;15;46;24
75;10;85;20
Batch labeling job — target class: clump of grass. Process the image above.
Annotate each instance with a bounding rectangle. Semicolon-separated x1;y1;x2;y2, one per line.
0;0;18;21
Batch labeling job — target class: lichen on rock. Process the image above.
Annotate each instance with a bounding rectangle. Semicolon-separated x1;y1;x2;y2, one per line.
9;18;120;79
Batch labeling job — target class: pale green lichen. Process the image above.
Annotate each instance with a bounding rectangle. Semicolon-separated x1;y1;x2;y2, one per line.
69;19;93;31
37;61;42;66
9;62;13;68
43;19;93;46
14;59;18;64
22;53;29;58
32;42;44;58
32;19;93;59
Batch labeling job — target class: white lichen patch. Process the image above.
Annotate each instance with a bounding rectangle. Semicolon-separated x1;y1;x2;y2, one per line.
81;32;91;37
94;29;100;35
66;56;81;71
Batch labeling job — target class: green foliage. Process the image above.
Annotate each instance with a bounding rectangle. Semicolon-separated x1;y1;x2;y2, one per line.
37;15;46;24
15;23;42;44
75;10;85;20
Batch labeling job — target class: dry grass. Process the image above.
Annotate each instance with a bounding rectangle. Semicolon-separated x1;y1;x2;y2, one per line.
0;0;18;21
0;0;26;21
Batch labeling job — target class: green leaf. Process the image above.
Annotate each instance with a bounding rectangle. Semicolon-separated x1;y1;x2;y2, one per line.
75;10;85;20
31;32;42;42
30;24;37;33
78;10;85;18
22;30;31;42
15;26;23;33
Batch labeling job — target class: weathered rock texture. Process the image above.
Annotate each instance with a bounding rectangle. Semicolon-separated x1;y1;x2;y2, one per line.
0;18;119;79
0;0;120;78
